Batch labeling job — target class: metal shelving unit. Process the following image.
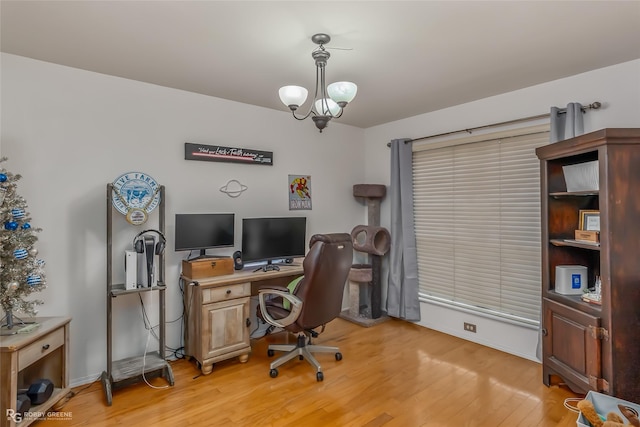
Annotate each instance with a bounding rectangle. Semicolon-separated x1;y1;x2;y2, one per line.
101;183;174;406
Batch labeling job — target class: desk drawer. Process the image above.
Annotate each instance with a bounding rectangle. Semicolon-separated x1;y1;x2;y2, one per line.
18;327;64;370
202;282;250;304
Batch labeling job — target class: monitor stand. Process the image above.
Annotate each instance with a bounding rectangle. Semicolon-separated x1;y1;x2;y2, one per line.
188;249;221;261
254;260;280;272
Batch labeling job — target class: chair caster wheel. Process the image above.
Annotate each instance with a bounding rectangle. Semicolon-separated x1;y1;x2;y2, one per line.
316;372;324;382
335;352;343;361
267;349;275;357
299;355;304;361
270;369;278;378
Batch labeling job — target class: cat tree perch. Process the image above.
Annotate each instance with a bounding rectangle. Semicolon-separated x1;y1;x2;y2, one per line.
340;184;391;327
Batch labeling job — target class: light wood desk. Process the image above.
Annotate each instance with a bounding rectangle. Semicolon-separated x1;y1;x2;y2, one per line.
181;262;304;375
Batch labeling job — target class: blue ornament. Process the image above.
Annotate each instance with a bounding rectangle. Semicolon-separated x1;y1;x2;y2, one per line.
14;249;28;259
4;221;19;231
0;173;6;182
27;275;42;286
36;258;46;267
22;223;31;230
12;208;26;219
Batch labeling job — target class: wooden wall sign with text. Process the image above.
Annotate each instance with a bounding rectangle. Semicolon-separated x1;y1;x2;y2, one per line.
185;143;273;166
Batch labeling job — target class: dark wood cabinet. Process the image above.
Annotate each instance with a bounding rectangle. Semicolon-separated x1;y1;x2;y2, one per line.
536;128;640;402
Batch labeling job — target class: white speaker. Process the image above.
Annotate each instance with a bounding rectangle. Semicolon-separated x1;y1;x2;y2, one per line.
555;265;588;295
125;250;137;290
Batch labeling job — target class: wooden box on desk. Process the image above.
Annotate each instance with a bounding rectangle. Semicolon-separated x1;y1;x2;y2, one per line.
182;257;234;279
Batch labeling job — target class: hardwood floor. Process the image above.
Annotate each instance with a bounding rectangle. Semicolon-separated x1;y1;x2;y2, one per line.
41;318;582;426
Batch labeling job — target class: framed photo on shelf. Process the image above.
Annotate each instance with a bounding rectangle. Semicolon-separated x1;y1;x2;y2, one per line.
579;210;600;231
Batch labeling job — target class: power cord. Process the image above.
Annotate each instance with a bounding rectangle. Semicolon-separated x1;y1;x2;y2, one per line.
138;293;185;359
141;325;170;390
51;373;102;411
178;276;194;360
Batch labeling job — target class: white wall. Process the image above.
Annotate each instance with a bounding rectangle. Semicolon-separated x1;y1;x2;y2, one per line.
363;59;640;361
3;52;639;384
1;53;365;385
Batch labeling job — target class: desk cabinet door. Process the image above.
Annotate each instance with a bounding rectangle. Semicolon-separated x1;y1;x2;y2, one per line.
201;297;250;360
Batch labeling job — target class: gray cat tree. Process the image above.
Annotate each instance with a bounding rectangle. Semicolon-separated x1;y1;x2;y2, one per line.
340;184;391;327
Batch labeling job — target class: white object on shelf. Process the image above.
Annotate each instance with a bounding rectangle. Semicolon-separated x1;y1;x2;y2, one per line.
562;160;599;192
124;250;137;290
555;265;588;295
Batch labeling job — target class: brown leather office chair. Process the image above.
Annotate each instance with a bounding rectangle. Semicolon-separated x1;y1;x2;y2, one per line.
257;233;353;381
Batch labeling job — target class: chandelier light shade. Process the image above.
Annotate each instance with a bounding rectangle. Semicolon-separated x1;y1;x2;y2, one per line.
326;82;357;107
279;33;357;132
279;86;309;110
314;98;341;116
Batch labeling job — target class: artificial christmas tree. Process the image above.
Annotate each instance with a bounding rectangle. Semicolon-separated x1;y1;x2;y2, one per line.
0;157;47;330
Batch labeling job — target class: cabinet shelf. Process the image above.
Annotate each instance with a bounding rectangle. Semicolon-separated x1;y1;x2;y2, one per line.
22;388;70;424
549;190;599;198
550;239;601;251
545;291;601;316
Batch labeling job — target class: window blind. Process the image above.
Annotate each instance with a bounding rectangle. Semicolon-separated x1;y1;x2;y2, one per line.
412;128;549;324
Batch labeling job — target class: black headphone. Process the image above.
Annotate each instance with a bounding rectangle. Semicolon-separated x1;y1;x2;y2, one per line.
133;229;166;255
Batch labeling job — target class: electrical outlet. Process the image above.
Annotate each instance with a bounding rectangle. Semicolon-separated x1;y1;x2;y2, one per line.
464;322;477;333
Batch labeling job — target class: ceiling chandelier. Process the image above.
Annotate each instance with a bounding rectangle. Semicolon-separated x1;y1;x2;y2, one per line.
278;33;357;133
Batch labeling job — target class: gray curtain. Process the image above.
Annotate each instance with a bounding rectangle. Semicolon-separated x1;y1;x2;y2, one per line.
386;138;421;321
550;102;584;143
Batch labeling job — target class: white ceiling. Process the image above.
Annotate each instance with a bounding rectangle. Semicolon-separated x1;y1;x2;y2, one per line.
2;1;640;129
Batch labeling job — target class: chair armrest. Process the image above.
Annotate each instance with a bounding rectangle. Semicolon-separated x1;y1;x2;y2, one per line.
256;285;290;293
258;289;303;328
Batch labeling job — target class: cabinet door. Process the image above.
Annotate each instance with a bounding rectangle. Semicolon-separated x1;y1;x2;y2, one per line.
542;298;602;393
201;297;250;360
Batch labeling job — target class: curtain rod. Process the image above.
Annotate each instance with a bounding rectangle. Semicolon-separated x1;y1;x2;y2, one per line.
387;101;602;147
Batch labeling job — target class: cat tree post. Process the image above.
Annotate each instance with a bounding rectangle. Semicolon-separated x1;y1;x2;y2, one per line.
340;184;391;326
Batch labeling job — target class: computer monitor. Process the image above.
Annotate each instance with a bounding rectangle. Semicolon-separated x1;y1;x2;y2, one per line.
174;213;234;259
241;217;306;270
